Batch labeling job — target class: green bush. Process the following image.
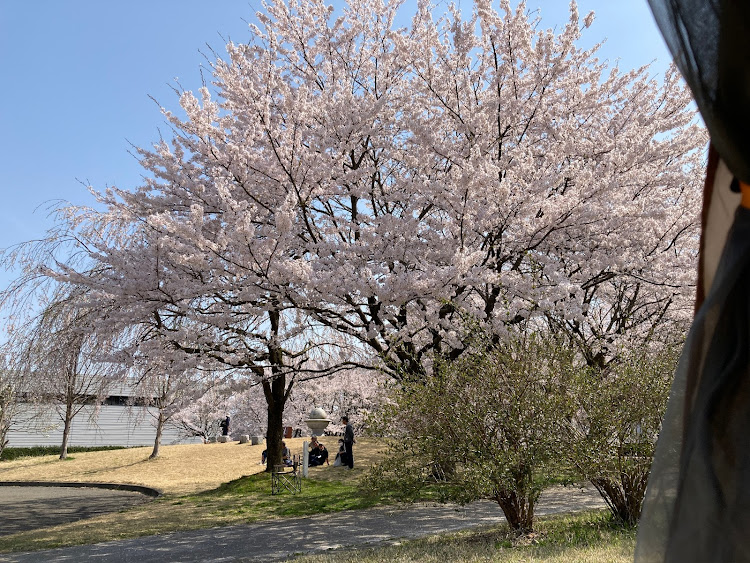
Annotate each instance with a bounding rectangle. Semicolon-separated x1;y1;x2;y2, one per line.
564;343;678;525
368;330;579;532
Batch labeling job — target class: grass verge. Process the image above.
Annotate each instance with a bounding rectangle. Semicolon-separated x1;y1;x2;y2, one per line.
292;510;636;562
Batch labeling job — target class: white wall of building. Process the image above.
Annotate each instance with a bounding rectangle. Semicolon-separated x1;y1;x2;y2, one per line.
6;405;201;448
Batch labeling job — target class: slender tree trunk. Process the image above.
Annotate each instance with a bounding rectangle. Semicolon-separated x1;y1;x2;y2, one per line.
0;426;9;460
0;394;13;460
60;376;76;460
150;409;165;459
59;402;74;460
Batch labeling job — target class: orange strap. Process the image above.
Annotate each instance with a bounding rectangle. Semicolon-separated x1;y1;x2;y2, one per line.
741;181;750;209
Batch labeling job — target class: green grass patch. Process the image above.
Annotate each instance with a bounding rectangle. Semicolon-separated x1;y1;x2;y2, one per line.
0;445;126;462
189;472;384;519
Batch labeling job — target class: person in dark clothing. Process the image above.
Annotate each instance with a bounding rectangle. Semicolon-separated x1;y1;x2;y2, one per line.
308;437;329;466
318;443;329;465
219;416;230;436
333;439;345;466
341;416;355;469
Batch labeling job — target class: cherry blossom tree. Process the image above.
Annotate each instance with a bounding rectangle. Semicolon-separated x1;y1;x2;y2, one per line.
190;0;704;379
285;368;387;435
130;358;210;459
3;0;705;469
41;191;350;467
172;381;234;442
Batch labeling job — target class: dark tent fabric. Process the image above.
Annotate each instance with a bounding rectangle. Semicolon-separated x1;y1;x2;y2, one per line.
636;1;750;561
646;0;750;184
636;206;750;561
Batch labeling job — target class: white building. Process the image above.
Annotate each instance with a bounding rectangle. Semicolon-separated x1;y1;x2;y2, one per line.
6;384;201;448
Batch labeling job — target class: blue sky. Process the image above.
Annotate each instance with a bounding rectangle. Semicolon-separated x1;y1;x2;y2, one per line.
0;1;670;289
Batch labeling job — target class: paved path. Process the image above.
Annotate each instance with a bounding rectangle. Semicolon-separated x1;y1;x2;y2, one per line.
0;486;604;562
0;486;153;537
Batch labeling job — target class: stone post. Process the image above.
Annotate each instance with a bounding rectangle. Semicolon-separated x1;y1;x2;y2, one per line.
302;440;309;478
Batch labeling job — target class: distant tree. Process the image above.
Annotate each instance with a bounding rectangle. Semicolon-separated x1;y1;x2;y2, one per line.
369;330;577;532
172;381;234;442
14;286;119;459
123;338;224;459
283;368;388;435
0;354;29;459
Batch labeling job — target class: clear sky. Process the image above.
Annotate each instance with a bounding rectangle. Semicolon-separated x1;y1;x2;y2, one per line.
0;1;671;289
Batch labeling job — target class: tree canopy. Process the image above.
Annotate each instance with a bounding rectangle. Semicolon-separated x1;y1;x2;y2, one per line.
1;0;705;461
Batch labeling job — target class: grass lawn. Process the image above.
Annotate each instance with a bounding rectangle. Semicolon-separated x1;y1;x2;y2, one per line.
0;438;636;560
0;437;386;495
0;437;386;553
294;510;636;562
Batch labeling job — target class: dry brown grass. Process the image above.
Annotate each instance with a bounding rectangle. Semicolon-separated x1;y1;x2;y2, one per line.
0;437;382;494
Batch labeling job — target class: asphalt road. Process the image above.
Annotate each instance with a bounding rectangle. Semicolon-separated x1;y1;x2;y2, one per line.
0;485;153;537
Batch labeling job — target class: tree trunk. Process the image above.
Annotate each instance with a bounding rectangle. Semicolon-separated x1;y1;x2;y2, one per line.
60;357;78;460
495;490;536;533
591;473;648;526
262;306;292;473
59;402;74;460
150;410;165;459
263;375;287;472
0;395;13;460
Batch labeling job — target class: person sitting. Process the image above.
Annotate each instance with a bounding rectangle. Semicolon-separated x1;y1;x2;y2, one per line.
333;439;345;467
261;449;267;465
308;438;329;467
308;436;320;463
317;443;329;465
281;441;293;466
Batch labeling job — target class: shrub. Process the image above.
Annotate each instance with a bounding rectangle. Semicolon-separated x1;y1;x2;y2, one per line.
368;331;578;532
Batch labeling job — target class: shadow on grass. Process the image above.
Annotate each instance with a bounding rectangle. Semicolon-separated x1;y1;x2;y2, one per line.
78;457;156;476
